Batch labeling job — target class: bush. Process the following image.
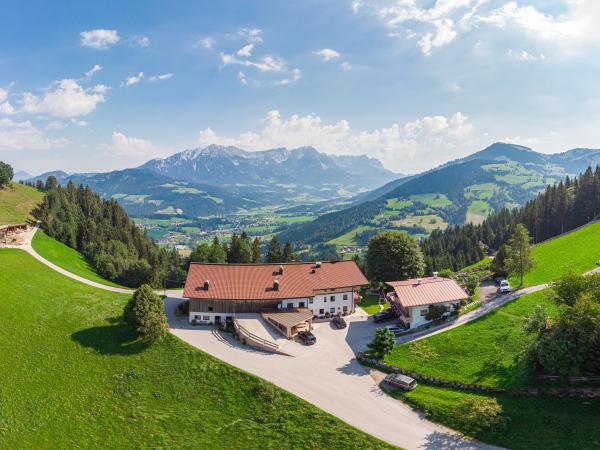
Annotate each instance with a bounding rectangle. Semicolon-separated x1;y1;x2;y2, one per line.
367;327;396;359
124;284;168;342
0;161;13;188
455;397;507;434
425;304;447;321
175;300;189;317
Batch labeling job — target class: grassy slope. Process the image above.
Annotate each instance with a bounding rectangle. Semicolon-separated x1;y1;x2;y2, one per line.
384;290;557;389
0;249;391;449
0;182;44;225
31;230;126;289
397;385;600;450
511;221;600;287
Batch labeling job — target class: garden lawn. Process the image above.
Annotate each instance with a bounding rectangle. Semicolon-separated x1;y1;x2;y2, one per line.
396;384;600;450
384;290;557;389
359;293;388;315
0;249;392;450
0;182;44;225
31;230;129;289
510;220;600;288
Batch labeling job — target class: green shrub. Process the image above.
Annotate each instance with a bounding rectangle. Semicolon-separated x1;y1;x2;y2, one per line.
455;397;507;434
124;284;168;342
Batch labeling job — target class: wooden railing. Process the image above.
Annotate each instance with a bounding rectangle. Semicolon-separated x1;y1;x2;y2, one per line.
233;318;279;352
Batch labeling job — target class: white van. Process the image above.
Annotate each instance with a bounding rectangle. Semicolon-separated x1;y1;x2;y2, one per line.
499;279;510;293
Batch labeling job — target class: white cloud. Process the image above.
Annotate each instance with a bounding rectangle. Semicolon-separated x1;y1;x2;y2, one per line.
507;48;545;61
102;131;156;156
237;43;254;57
275;68;301;85
221;53;286;72
45;120;67;130
197;109;476;172
21;79;107;118
352;0;362;14
340;61;352;71
85;64;102;79
198;37;215;49
234;28;263;43
364;1;600;55
74;119;89;127
314;48;341;61
0;88;7;104
80;29;120;49
238;71;248;85
133;35;150;47
125;72;144;86
148;73;174;82
0;88;14;115
0;118;67;150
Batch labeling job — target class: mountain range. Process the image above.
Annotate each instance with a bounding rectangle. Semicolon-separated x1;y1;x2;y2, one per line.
278;142;600;247
27;145;399;217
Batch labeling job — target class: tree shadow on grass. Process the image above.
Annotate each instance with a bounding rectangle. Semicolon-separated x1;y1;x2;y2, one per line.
71;317;150;355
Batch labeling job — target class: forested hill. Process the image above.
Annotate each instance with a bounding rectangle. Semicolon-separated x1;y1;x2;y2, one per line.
32;178;186;288
278;143;600;249
422;166;600;272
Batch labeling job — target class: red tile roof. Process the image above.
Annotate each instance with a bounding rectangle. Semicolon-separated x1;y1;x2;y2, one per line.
386;277;468;308
183;261;368;300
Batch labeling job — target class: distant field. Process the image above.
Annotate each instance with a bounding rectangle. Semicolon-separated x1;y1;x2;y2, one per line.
329;225;374;246
466;200;492;224
0;182;44;225
394;214;447;233
464;183;497;200
0;249;391;449
31;230;126;288
510;220;600;287
385;198;412;210
409;193;452;207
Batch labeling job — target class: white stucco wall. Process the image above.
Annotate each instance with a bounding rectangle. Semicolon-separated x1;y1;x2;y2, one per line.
188;290;356;323
409;302;459;328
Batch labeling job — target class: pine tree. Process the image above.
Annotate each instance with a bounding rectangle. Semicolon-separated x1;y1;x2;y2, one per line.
251;237;261;263
209;236;226;263
282;241;293;262
124;284;168;342
266;236;282;263
503;224;534;286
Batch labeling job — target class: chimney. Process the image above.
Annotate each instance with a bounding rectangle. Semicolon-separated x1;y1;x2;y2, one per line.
278;264;284;275
273;279;280;291
433;272;438;278
204;279;210;290
315;261;322;268
417;278;422;284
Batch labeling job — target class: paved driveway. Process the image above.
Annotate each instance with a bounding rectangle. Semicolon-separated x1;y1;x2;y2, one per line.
165;298;499;450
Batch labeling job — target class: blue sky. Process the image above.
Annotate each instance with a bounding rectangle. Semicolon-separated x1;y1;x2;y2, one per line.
1;0;600;175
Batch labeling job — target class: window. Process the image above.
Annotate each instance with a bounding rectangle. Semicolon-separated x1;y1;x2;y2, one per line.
287;302;293;309
343;306;348;313
319;309;324;315
330;307;335;314
309;298;314;304
299;302;305;307
420;309;428;316
324;297;327;302
208;306;214;312
330;295;335;302
202;315;210;321
343;294;348;300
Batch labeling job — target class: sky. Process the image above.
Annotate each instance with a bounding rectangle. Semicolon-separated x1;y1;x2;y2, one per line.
2;0;600;175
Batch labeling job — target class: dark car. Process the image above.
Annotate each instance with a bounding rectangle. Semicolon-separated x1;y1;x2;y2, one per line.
373;310;395;323
332;316;347;329
298;331;316;345
384;373;417;391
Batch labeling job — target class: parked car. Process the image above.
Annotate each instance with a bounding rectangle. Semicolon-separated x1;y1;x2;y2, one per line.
332;316;347;329
298;331;316;345
384;373;417;391
373;310;395;323
499;279;511;293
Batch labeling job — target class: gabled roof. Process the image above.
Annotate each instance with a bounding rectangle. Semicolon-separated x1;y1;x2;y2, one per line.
183;261;368;300
386;277;468;308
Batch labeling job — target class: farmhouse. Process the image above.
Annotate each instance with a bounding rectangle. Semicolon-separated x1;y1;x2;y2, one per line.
386;276;468;329
183;261;368;333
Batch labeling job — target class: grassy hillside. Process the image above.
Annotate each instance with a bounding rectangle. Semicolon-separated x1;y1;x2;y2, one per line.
0;182;44;225
385;290;556;388
31;230;126;289
510;220;600;287
382;290;599;449
0;249;391;449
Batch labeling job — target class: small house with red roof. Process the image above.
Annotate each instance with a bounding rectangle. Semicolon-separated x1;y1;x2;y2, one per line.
386;275;468;329
183;261;368;329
